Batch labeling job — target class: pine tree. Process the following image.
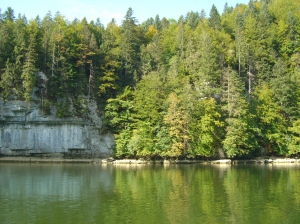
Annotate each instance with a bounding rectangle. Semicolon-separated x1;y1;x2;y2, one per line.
120;8;141;86
41;11;53;73
98;21;121;103
185;11;199;29
208;5;221;30
21;20;39;103
154;15;162;32
222;68;257;157
271;59;298;121
192;31;221;98
0;60;14;99
234;12;246;77
4;7;15;22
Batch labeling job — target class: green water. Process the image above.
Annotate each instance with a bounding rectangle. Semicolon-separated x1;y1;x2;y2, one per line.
0;163;300;224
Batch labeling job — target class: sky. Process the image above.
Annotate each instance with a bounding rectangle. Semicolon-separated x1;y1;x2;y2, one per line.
1;0;250;25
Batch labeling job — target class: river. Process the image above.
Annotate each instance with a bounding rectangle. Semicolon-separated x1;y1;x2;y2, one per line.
0;163;300;224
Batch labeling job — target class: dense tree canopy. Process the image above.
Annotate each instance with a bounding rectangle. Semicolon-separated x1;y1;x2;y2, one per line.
1;0;300;158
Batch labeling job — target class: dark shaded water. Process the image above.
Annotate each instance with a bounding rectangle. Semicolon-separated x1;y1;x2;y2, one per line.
0;163;300;224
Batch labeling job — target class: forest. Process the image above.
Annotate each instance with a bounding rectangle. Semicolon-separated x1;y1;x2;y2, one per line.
1;0;300;159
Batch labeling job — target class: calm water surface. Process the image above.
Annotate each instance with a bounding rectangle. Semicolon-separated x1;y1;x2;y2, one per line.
0;163;300;224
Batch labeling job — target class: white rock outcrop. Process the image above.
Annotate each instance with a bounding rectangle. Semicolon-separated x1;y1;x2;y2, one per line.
0;99;114;157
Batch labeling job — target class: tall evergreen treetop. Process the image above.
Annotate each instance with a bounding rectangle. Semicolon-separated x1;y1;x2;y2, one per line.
4;7;15;22
154;15;162;31
208;5;221;30
185;11;200;29
120;8;141;86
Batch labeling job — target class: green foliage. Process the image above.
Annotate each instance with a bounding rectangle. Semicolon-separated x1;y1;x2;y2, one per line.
208;5;221;30
254;84;288;155
22;27;38;102
113;128;133;158
56;101;72;118
1;1;300;158
221;67;258;157
288;119;300;155
105;87;134;133
0;60;15;99
271;59;298;121
120;8;142;86
73;96;88;117
189;98;223;157
127;122;155;158
163;92;189;158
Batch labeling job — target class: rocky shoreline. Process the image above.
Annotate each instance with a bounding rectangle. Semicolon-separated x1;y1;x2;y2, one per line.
1;156;300;165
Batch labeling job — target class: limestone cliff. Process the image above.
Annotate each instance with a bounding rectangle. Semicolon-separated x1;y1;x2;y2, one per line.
0;98;114;157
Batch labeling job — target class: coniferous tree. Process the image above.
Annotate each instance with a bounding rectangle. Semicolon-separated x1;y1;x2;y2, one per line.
4;7;15;22
18;20;40;104
98;21;121;103
0;12;14;75
22;34;37;103
40;11;53;73
199;9;206;21
234;12;246;77
160;17;170;30
221;67;257;157
185;11;200;29
271;59;298;121
208;5;221;30
120;8;141;86
193;31;221;98
0;60;15;99
154;15;162;32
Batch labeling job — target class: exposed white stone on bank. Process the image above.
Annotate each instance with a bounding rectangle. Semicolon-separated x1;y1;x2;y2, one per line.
211;159;231;164
267;158;296;163
0;99;114;157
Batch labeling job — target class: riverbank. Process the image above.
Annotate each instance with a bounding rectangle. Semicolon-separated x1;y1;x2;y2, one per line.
1;156;300;164
0;156;103;164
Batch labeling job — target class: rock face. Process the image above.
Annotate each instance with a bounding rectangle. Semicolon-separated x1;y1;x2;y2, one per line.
0;99;114;157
